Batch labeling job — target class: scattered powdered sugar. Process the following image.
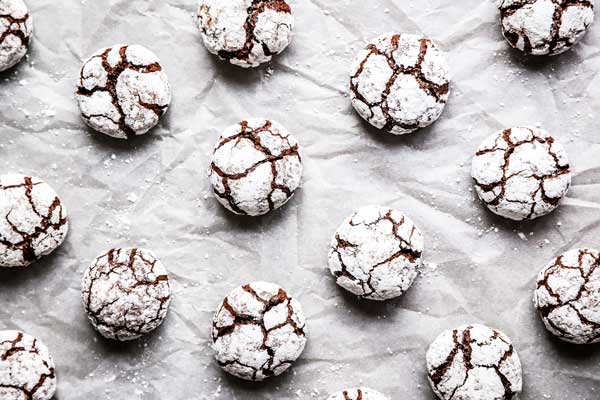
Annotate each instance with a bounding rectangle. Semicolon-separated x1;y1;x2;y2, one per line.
500;0;595;56
0;0;32;72
349;33;450;135
0;174;69;268
211;281;307;381
534;248;600;344
326;388;389;400
197;0;294;68
328;205;424;301
426;324;522;400
471;126;571;221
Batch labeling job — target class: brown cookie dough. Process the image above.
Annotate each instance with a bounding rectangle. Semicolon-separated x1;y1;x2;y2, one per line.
0;0;33;72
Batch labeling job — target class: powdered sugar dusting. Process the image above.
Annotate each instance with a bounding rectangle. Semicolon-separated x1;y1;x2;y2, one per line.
326;388;389;400
0;0;32;72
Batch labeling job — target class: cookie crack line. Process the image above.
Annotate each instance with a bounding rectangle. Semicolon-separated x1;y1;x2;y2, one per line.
0;13;30;46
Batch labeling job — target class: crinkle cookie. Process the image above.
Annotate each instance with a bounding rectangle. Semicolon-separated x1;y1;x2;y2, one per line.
328;205;424;301
208;118;302;216
471;127;571;221
500;0;594;56
0;330;57;400
534;248;600;344
76;44;171;139
0;0;32;72
349;33;450;135
81;248;172;341
197;0;294;68
211;281;307;381
326;388;389;400
0;174;68;268
426;324;523;400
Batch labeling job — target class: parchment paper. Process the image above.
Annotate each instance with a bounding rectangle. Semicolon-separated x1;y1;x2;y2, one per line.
1;0;600;399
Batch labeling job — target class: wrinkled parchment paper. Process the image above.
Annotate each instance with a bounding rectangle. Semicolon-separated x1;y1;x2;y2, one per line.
1;0;600;399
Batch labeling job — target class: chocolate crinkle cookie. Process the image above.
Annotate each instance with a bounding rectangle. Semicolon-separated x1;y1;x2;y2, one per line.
0;174;68;268
197;0;294;68
426;324;522;400
328;205;424;301
349;33;450;135
82;248;172;341
500;0;594;56
208;118;302;216
326;388;390;400
76;44;171;139
211;281;307;381
471;126;571;221
0;0;32;72
534;248;600;344
0;330;57;400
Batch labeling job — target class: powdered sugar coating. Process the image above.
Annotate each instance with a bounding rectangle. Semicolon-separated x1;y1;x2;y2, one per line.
426;324;522;400
0;0;32;72
534;248;600;344
471;127;571;221
81;248;172;341
211;281;307;381
76;44;171;139
328;205;424;301
326;388;389;400
197;0;294;68
500;0;594;56
349;33;450;135
0;174;68;268
0;330;56;400
208;118;302;216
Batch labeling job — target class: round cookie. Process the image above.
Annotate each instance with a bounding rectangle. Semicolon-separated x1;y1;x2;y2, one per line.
81;248;172;341
349;33;450;135
534;248;600;344
76;44;171;139
208;118;302;216
327;205;424;301
426;324;522;400
471;126;571;221
0;0;33;72
0;330;56;400
211;281;307;381
326;388;389;400
197;0;294;68
500;0;595;56
0;174;68;268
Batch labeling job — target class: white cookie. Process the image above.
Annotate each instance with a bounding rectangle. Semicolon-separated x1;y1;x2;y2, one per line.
427;324;522;400
211;281;307;381
0;174;68;268
208;118;302;216
326;388;389;400
349;33;450;135
81;248;172;341
76;44;172;139
328;205;424;301
471;127;571;221
534;248;600;344
0;330;56;400
0;0;32;72
197;0;294;68
500;0;595;56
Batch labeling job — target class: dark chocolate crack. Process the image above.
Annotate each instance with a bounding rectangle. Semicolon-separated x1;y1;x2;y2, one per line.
343;389;363;400
0;12;30;48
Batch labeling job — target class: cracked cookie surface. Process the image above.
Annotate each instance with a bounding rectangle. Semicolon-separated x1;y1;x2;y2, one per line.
0;330;56;400
197;0;294;68
0;174;68;268
81;247;172;341
326;388;389;400
0;0;32;72
471;127;571;221
534;248;600;344
211;281;307;381
500;0;594;56
327;205;424;301
426;324;522;400
349;33;450;135
208;118;302;216
76;44;171;139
